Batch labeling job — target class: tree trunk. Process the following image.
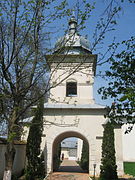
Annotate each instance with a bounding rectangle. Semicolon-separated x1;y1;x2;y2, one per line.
3;170;12;180
3;143;15;180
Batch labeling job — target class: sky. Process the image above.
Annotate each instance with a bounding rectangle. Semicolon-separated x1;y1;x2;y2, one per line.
48;0;135;143
0;1;134;148
33;1;135;147
49;0;135;106
91;1;135;106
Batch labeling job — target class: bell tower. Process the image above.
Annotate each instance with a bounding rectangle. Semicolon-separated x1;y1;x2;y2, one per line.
22;15;124;177
45;15;97;105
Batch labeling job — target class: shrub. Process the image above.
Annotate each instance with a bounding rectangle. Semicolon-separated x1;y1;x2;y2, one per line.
80;141;89;172
100;122;118;180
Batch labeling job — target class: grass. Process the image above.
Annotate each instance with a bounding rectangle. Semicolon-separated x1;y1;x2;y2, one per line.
124;162;135;177
89;162;135;180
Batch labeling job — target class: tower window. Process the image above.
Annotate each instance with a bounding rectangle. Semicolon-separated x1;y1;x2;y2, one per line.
66;81;77;97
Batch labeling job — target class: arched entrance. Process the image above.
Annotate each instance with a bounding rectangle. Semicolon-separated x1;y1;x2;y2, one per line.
52;131;89;173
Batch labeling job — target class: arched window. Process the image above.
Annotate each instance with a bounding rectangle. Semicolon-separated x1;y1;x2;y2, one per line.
66;80;77;97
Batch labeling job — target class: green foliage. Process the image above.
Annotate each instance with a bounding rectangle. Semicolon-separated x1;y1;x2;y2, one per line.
0;0;95;136
26;97;44;179
11;174;18;180
98;37;135;127
7;132;16;142
53;143;61;171
124;162;135;176
100;122;118;180
0;0;96;177
80;141;89;172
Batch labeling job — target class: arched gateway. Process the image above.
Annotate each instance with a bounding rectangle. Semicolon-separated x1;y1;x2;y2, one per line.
52;131;89;171
23;16;124;176
41;16;124;176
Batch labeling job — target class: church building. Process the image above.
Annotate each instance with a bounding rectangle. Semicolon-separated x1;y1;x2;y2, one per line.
23;15;124;176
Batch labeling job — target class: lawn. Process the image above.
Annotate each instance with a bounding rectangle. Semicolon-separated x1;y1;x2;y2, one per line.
124;162;135;177
89;162;135;180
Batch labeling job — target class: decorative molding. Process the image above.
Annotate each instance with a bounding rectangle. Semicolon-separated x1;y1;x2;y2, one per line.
58;82;93;86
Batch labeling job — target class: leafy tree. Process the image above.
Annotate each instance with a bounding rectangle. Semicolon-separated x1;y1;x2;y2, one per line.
80;140;89;172
26;97;44;180
100;122;118;180
98;37;135;130
0;0;95;179
0;0;124;179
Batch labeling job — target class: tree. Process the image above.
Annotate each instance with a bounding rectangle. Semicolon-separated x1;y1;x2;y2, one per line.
80;141;89;172
26;97;44;180
0;1;47;178
53;143;61;172
0;1;96;179
100;122;118;180
98;37;135;130
0;0;123;179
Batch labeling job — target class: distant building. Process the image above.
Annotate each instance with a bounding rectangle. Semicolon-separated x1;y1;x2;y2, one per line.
61;138;78;160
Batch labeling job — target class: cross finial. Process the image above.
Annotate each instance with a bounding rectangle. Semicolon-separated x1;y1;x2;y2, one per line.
68;12;77;34
72;10;75;18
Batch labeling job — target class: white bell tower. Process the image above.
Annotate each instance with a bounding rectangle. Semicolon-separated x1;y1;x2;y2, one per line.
22;15;124;176
41;16;124;176
46;15;97;105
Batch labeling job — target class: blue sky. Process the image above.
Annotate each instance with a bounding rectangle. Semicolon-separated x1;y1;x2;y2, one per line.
1;0;134;107
80;0;135;106
91;1;135;106
49;1;135;143
49;0;135;106
44;0;135;146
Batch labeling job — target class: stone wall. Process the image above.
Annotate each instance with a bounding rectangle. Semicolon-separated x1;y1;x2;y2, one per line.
0;143;26;180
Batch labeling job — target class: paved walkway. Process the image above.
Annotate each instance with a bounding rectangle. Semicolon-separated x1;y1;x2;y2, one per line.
47;172;90;180
58;159;84;173
46;160;90;180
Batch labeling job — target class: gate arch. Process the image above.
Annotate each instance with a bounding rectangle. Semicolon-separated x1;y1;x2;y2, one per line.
44;126;97;174
52;130;89;172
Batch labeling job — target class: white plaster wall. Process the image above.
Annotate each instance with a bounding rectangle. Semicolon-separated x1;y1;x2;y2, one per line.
95;138;102;175
0;144;26;179
21;50;124;176
122;124;135;162
21;108;124;176
41;106;124;175
21;126;29;141
114;128;124;175
49;62;94;104
42;109;106;175
21;109;124;176
77;138;83;160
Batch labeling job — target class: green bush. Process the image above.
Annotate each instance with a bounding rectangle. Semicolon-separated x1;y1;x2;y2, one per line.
100;122;118;180
26;98;45;179
80;141;89;172
53;143;61;171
